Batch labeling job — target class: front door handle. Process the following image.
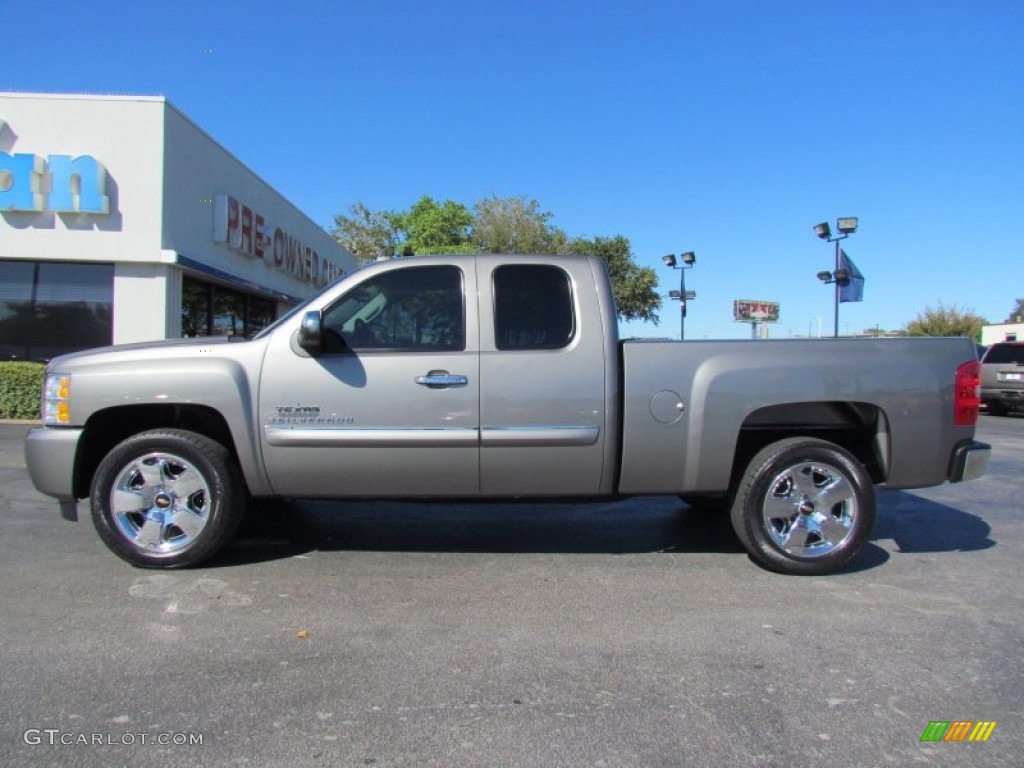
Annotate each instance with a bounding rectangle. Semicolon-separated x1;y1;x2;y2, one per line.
415;370;469;389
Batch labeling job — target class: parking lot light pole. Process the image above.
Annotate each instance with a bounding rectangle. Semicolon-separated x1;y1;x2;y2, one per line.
663;251;697;340
814;217;858;337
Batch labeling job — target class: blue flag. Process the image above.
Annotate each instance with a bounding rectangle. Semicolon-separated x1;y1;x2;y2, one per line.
838;249;865;303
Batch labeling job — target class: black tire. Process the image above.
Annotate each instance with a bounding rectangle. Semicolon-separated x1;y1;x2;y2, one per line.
730;438;875;575
986;401;1008;417
89;429;245;568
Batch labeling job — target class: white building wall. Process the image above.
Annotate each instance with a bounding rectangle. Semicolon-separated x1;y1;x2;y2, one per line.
112;262;181;344
161;104;354;301
2;92;357;350
0;93;166;264
2;93;172;343
982;324;1024;345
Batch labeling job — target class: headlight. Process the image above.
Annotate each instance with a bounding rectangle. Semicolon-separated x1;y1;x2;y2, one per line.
42;373;72;426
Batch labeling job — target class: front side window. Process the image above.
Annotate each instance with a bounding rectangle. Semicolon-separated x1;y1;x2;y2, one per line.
322;265;464;352
493;264;575;350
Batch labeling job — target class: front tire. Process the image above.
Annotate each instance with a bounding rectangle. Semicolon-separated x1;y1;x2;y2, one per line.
90;429;245;568
730;438;875;575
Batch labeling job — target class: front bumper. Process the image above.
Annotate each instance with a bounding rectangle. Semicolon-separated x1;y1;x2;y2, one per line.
24;426;83;507
948;440;991;483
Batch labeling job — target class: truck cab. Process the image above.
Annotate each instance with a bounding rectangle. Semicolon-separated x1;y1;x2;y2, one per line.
259;254;619;497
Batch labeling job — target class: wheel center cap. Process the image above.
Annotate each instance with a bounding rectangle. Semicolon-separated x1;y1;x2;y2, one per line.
154;493;173;509
798;499;815;515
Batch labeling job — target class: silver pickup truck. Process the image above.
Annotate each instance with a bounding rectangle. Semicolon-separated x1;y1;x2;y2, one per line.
24;254;990;575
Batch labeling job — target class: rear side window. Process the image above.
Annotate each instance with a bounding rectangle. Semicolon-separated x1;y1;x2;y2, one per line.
493;264;575;350
983;343;1024;365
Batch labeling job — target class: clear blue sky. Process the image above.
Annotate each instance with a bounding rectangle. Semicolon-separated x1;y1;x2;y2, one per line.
5;0;1022;339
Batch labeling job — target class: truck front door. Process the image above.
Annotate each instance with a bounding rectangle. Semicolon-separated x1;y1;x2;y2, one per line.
258;261;480;497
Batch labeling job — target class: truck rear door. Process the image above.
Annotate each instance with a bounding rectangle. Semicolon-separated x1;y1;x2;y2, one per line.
476;256;615;495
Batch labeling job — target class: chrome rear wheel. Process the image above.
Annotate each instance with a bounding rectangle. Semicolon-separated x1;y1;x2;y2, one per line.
731;438;875;575
761;459;858;558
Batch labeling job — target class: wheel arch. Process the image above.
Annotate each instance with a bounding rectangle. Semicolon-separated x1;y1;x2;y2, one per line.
730;401;890;491
73;404;258;500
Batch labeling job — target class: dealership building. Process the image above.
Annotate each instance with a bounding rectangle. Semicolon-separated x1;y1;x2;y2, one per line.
0;92;357;361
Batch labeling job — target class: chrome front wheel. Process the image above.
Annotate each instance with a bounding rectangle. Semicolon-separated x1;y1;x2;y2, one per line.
109;451;213;556
91;430;244;568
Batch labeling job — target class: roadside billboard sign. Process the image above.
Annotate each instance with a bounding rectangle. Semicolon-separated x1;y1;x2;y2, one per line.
733;300;780;323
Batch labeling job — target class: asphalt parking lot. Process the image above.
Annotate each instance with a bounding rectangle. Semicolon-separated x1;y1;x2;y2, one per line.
1;415;1021;767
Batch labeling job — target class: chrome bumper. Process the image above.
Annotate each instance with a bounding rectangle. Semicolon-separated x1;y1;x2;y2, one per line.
949;440;991;483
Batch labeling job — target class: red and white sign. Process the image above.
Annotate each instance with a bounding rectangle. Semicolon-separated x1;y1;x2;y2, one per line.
734;299;780;323
213;194;345;287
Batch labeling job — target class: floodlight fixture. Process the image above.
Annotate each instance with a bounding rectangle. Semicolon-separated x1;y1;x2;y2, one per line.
813;214;859;336
662;248;698;339
836;217;858;234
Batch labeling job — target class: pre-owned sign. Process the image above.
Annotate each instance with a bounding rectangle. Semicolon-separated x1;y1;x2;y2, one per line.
213;194;346;287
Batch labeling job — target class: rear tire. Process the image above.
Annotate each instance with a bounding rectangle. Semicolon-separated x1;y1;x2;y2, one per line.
90;429;245;568
730;438;875;575
986;401;1008;416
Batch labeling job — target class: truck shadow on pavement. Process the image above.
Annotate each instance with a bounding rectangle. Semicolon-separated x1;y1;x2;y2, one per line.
872;489;996;554
214;490;995;573
222;496;742;564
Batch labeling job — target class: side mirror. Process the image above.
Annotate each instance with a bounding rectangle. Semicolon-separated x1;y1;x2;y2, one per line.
297;311;324;355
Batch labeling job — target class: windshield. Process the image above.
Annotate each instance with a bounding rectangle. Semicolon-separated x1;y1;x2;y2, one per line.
252;262;371;340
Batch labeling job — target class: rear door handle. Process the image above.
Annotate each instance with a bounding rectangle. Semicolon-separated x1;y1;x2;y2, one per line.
415;370;469;389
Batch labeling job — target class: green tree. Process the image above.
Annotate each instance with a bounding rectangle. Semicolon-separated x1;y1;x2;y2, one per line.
397;195;476;255
1005;298;1024;324
332;195;664;324
471;195;567;254
331;202;401;263
904;303;987;339
562;235;662;324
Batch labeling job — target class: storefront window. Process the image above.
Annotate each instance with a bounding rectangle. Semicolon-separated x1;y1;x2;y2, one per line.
213;289;245;337
0;260;114;361
181;275;277;338
246;297;275;335
181;279;212;338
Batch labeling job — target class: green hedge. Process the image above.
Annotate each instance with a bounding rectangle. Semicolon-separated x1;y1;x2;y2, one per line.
0;362;45;420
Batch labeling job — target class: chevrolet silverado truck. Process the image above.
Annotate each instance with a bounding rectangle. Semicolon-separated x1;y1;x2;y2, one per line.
24;254;991;575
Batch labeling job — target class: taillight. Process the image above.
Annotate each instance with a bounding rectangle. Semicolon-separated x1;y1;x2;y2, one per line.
954;360;980;426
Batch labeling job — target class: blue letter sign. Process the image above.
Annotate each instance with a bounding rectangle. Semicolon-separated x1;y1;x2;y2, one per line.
0;152;109;214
